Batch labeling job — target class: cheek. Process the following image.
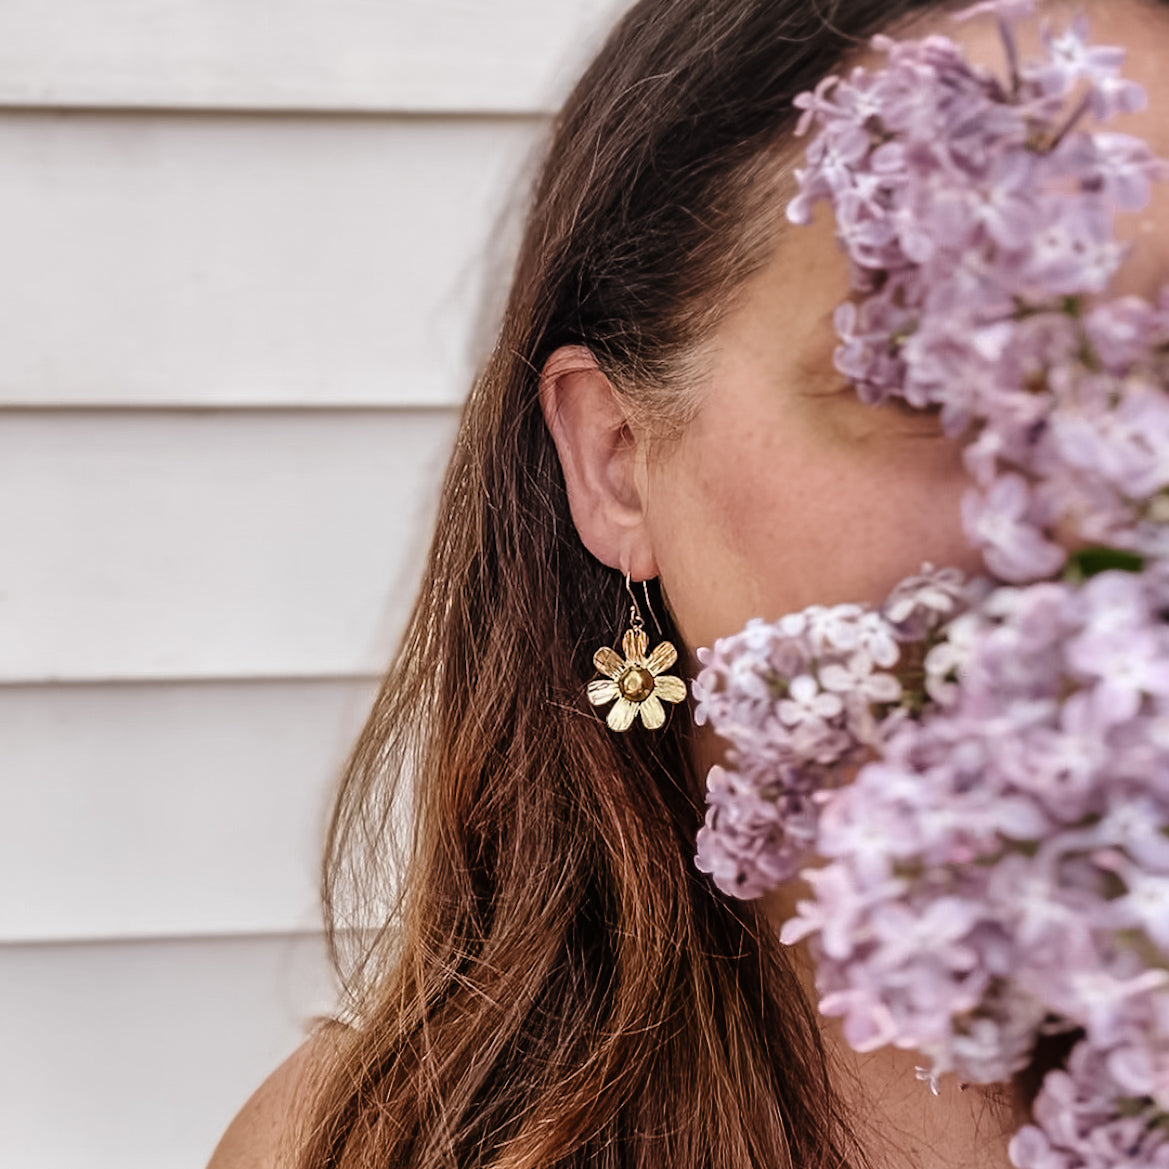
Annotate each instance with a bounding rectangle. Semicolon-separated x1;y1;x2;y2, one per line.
649;421;840;648
648;455;753;650
650;422;979;652
646;423;774;650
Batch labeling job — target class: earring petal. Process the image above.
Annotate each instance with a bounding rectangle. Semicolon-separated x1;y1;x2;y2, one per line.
607;697;639;732
646;640;678;675
653;675;687;704
587;678;621;706
622;628;649;662
593;646;625;678
638;694;666;730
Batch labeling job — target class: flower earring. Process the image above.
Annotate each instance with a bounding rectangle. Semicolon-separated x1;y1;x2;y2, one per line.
587;575;687;731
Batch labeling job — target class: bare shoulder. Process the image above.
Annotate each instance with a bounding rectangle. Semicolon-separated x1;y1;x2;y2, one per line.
206;1022;345;1169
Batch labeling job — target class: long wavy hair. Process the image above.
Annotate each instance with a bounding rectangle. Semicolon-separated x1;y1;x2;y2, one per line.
296;1;967;1166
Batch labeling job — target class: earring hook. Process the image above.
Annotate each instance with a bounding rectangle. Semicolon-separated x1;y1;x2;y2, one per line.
624;573;662;636
624;572;644;632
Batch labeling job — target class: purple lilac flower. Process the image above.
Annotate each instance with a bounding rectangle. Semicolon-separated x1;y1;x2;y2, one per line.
787;0;1168;577
693;571;970;895
1011;1040;1169;1169
695;3;1169;1161
774;574;1169;1093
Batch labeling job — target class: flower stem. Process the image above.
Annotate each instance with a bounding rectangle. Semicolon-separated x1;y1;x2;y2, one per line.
1047;90;1093;153
998;18;1021;99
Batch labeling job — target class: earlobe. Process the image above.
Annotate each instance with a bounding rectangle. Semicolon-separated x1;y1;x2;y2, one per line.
539;345;658;579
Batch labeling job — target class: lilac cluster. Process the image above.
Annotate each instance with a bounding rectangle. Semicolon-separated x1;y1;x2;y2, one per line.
693;566;970;897
1012;1040;1169;1169
783;569;1169;1095
789;0;1169;583
692;3;1169;1166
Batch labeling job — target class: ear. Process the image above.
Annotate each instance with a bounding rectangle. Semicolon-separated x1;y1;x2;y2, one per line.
539;345;659;579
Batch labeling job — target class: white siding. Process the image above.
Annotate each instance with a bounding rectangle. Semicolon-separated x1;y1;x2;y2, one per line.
0;410;456;681
0;114;538;407
0;934;336;1169
0;0;628;113
1;3;634;1166
0;679;377;941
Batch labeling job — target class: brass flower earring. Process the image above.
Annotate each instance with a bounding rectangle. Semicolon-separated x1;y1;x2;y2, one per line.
587;575;687;731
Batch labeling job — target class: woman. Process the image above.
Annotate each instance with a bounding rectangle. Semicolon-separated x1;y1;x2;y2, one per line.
210;0;1169;1165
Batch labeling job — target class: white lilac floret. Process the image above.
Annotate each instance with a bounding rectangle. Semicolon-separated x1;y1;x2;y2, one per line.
693;568;968;896
693;2;1169;1166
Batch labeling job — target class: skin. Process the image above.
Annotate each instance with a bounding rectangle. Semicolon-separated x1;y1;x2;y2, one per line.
548;0;1169;733
641;199;982;655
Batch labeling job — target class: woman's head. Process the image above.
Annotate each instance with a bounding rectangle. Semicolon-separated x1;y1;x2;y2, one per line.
302;2;1169;1167
532;0;983;663
541;0;1169;657
541;202;982;656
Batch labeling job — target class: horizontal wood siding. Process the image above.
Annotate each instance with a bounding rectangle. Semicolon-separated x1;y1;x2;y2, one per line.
0;113;539;407
0;679;378;941
0;934;336;1168
0;0;627;113
1;410;457;682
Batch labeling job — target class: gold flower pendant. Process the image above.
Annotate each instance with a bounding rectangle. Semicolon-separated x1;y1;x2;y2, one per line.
588;628;687;731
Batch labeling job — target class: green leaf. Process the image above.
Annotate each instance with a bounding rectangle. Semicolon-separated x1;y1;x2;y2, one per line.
1064;546;1145;582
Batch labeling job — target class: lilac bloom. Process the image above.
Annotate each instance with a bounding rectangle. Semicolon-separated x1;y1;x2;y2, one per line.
713;4;1169;1152
819;651;902;707
804;603;867;654
818;984;902;1053
1064;968;1169;1047
1034;18;1126;96
1062;132;1163;213
970;150;1042;248
780;862;907;959
1107;865;1169;952
1088;798;1169;872
882;564;973;640
1016;202;1127;296
1001;690;1111;817
866;896;981;974
777;674;844;728
962;474;1067;583
792;74;843;138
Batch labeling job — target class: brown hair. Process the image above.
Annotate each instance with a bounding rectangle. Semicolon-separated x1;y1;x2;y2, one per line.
297;1;963;1167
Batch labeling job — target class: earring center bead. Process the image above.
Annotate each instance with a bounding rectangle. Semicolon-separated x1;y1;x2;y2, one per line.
619;667;655;702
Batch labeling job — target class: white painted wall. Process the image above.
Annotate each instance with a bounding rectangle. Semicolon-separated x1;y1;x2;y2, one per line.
0;0;626;113
0;115;536;407
0;3;630;1165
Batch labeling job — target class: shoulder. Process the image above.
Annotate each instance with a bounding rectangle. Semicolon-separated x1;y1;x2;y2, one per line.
206;1022;344;1169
